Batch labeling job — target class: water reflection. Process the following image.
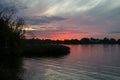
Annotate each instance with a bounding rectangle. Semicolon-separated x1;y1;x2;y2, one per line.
66;45;120;66
23;45;120;80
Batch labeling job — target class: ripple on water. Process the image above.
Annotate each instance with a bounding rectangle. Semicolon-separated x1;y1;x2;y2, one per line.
22;45;120;80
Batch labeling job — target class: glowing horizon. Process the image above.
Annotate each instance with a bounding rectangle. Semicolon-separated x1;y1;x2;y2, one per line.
1;0;120;40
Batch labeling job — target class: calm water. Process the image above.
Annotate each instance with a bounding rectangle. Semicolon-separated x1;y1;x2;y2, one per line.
22;45;120;80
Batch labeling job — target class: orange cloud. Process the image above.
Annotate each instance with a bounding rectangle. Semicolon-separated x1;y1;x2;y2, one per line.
34;31;95;40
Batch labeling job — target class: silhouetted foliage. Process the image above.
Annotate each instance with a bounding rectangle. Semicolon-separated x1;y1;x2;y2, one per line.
25;37;120;45
102;37;110;44
80;38;90;44
118;39;120;44
0;8;25;80
0;55;23;80
22;44;70;58
0;10;25;55
109;38;116;44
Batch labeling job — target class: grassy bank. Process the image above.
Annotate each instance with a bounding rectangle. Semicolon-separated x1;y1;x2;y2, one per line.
22;44;70;58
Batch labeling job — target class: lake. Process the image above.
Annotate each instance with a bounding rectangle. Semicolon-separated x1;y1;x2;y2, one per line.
22;45;120;80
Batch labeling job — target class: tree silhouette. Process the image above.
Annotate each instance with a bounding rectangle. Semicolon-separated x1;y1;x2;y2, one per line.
118;39;120;44
0;9;25;55
80;38;90;44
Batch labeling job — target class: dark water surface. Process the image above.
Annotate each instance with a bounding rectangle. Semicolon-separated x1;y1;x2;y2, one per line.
22;45;120;80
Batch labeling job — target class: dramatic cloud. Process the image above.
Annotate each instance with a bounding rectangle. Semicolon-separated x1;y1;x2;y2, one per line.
24;16;67;25
1;0;120;39
0;0;26;12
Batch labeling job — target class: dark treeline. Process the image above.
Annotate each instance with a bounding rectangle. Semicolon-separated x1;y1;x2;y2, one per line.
25;38;120;45
0;9;25;55
0;8;25;80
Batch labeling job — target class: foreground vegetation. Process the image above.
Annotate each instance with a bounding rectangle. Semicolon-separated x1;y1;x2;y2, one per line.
0;55;23;80
0;8;25;80
22;44;70;58
0;9;70;80
0;8;70;57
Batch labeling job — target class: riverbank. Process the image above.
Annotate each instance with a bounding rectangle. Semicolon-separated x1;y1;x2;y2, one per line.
22;44;70;58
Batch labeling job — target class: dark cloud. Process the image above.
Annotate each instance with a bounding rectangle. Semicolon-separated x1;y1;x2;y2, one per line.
24;16;67;25
0;0;27;15
1;0;120;39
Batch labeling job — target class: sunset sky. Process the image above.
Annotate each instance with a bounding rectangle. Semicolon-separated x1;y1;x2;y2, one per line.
1;0;120;40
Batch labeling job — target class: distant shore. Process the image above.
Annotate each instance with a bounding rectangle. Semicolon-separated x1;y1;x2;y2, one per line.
25;38;120;44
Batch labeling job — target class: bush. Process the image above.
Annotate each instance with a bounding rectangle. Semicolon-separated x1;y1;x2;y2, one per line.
0;10;25;55
22;44;70;58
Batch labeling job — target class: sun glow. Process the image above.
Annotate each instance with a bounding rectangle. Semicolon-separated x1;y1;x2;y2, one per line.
23;27;36;31
32;31;92;40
